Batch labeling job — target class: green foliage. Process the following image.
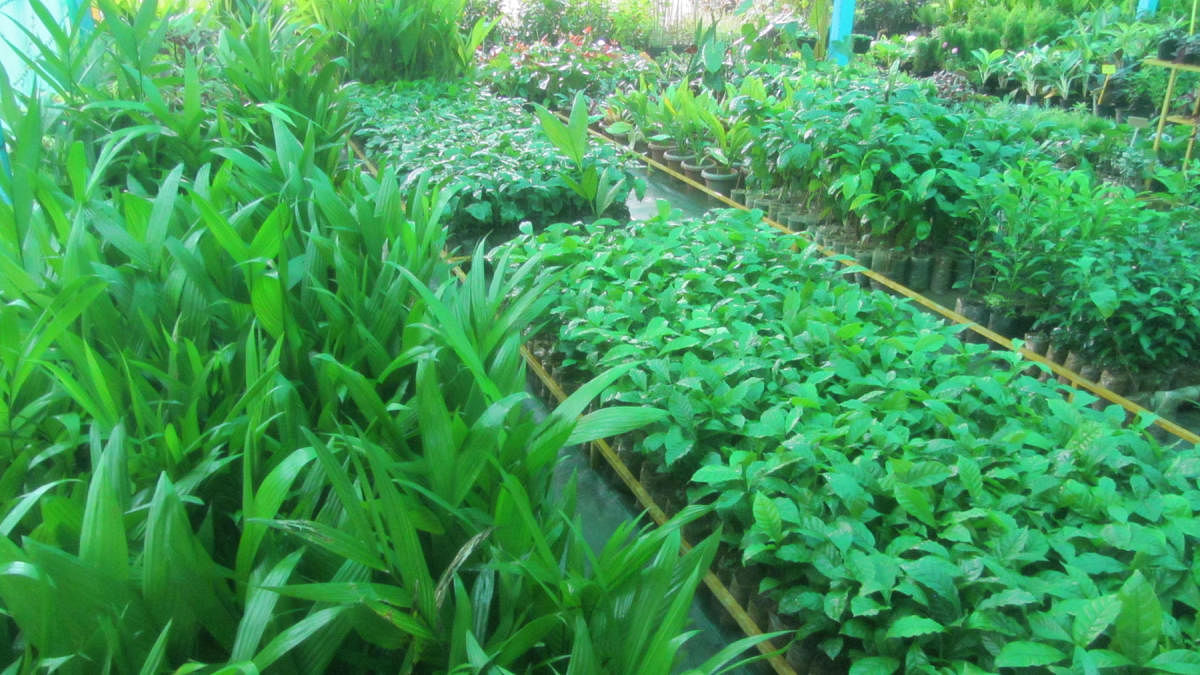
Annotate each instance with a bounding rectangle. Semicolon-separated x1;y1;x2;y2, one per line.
535;92;633;216
482;34;656;108
512;0;656;48
503;206;1200;671
615;64;1200;375
0;1;758;671
291;0;494;83
349;81;642;239
855;0;923;36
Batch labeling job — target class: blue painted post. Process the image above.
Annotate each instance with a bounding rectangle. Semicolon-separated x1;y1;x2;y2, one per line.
1136;0;1159;19
828;0;857;66
65;0;94;34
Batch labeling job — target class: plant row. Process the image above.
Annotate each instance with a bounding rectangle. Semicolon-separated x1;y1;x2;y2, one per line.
349;80;643;242
0;2;761;672
861;0;1195;120
599;65;1200;385
501;207;1200;673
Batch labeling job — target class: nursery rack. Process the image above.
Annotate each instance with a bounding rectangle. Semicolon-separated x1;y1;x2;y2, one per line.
1149;0;1200;166
1147;58;1200;167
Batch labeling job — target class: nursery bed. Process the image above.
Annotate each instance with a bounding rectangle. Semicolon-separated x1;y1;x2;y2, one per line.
352;138;792;674
606;131;1200;443
500;205;1200;670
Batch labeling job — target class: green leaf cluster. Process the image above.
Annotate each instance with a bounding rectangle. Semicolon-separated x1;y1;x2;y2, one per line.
504;206;1200;671
0;3;760;673
613;63;1200;375
350;81;643;240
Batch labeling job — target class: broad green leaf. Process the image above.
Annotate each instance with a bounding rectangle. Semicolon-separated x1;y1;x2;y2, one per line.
995;641;1067;667
566;406;669;445
79;426;130;583
681;631;791;675
957;456;982;499
252;606;347;670
1072;595;1121;648
885;615;943;638
10;276;107;401
235;447;317;583
691;464;740;484
1146;650;1200;674
893;485;935;527
250;275;285;339
417;359;456;503
137;620;172;675
1089;287;1119;318
232;550;305;661
1113;570;1161;665
254;519;387;572
753;493;783;543
0;480;77;536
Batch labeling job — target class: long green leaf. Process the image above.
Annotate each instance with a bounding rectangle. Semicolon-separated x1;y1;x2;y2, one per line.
232;550;305;661
252;606;347;670
566;406;669;446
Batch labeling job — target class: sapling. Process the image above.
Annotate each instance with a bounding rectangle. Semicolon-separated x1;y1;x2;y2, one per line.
534;92;631;217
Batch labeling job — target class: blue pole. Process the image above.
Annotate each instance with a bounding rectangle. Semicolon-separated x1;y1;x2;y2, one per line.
64;0;94;34
1136;0;1158;18
828;0;857;66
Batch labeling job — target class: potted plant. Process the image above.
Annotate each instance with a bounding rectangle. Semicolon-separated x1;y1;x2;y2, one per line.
661;83;714;173
611;86;655;152
1158;27;1184;61
643;92;675;162
695;108;751;198
601;103;634;145
1176;34;1200;65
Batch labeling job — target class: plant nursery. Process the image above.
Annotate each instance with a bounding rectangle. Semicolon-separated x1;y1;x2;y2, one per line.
4;0;1200;672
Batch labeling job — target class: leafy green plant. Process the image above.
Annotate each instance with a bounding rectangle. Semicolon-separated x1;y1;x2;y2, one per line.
350;81;642;238
291;0;494;83
0;3;768;672
535;92;635;217
698;106;752;170
482;33;655;108
511;0;655;47
502;205;1200;672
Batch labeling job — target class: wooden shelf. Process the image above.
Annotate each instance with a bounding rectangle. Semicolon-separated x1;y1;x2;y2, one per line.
1145;58;1200;73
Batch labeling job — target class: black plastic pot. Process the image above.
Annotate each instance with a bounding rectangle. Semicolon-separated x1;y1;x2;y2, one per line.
869;248;905;291
930;255;955;295
1159;36;1182;61
955;297;989;344
1023;331;1050;356
952;257;974;293
680;158;714;183
987;311;1023;338
647;140;673;163
701;168;738;198
853;247;874;287
662;149;695;172
907;255;933;293
1100;368;1133;395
